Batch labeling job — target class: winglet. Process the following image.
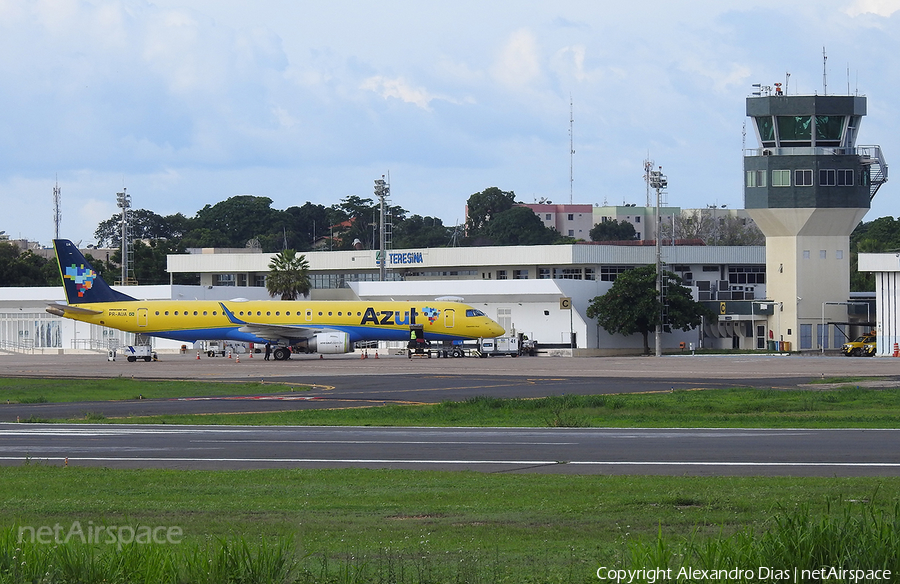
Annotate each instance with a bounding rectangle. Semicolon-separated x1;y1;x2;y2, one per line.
219;302;247;325
54;239;137;304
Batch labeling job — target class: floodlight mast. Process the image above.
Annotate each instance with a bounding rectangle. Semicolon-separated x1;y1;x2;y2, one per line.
649;167;667;357
116;188;131;286
374;176;389;282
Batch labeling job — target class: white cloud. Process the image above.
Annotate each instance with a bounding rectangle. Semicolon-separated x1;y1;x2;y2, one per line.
360;76;436;110
845;0;900;16
491;29;542;90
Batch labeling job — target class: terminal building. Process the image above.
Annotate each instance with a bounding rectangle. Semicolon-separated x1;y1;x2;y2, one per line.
2;241;773;355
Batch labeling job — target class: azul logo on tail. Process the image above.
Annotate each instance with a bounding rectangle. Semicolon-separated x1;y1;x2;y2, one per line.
64;264;97;298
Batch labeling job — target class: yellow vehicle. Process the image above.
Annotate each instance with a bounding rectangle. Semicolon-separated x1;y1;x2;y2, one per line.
841;333;876;357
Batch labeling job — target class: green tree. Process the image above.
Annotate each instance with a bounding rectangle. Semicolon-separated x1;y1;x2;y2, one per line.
849;216;900;292
283;202;332;251
266;249;311;300
480;206;559;245
191;196;285;250
393;215;453;248
586;265;713;355
465;187;516;235
94;209;185;247
590;220;637;242
0;243;57;286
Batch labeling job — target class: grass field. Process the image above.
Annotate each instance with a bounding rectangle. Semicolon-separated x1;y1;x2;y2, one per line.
0;377;310;404
5;376;900;428
2;466;898;582
2;377;900;582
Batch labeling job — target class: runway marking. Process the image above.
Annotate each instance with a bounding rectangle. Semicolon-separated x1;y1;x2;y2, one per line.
1;456;899;468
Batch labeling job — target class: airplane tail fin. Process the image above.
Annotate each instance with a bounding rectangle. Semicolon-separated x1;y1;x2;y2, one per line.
54;239;137;304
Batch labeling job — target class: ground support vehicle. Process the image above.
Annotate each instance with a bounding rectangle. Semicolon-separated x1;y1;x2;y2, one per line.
434;340;469;358
841;333;877;357
407;325;433;358
118;345;158;362
479;336;520;357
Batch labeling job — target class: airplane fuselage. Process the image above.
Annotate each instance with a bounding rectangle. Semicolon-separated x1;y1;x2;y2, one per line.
50;299;504;345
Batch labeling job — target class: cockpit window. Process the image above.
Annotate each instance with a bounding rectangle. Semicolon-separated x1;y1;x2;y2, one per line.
466;309;486;317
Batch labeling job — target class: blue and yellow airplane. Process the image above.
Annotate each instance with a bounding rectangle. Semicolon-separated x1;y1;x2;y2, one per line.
47;239;505;360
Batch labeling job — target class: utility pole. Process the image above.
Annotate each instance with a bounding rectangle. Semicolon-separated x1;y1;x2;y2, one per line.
648;166;668;357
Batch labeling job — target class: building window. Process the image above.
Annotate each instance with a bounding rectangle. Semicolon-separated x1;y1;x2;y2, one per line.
803;250;810;259
800;323;813;350
634;216;641;223
253;275;266;287
599;265;634;282
538;268;551;279
728;265;765;285
584;268;595;281
567;214;574;220
795;169;813;186
836;250;844;260
554;268;582;280
817;324;829;349
545;214;552;220
497;270;508;280
820;250;827;259
567;230;574;237
772;170;791;186
513;269;528;279
215;274;236;286
819;169;836;186
746;170;767;187
497;307;512;334
837;169;854;186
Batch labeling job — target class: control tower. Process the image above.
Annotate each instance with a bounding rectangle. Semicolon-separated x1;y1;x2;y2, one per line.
744;88;887;350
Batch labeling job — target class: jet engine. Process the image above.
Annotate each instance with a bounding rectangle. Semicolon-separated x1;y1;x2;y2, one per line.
295;332;352;354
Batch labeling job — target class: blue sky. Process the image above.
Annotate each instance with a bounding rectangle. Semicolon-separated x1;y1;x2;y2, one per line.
2;0;900;247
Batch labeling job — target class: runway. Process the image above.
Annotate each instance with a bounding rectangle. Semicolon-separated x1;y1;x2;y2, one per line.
2;424;899;476
2;352;900;476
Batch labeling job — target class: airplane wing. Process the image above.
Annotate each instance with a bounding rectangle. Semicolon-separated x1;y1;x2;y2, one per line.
237;323;326;341
219;302;326;341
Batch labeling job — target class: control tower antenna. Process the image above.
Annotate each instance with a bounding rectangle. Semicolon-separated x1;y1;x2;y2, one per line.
823;46;828;95
569;96;574;204
52;175;61;240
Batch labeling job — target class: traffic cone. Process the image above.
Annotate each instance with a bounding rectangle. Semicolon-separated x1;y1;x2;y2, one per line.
375;350;379;359
236;355;240;363
196;351;200;360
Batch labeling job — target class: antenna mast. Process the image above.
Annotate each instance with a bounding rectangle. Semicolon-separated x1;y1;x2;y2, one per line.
823;47;828;95
52;176;61;240
569;96;574;204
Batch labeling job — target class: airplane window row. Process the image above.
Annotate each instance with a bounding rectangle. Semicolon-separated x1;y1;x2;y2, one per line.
152;309;366;318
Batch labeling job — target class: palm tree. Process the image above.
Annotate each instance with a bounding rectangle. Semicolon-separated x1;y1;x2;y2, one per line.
266;249;311;300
